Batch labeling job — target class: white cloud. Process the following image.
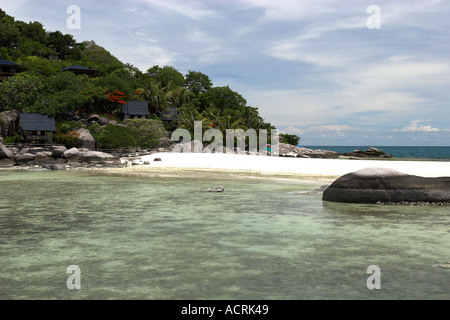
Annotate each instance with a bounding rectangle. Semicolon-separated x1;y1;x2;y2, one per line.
134;0;219;20
394;121;440;132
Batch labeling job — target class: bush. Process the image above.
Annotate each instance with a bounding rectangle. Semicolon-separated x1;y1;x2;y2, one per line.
87;122;102;136
93;124;136;149
280;133;300;146
4;134;22;144
122;118;167;149
56;121;81;134
54;131;80;149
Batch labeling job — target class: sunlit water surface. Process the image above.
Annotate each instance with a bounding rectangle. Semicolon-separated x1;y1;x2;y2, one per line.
0;170;449;299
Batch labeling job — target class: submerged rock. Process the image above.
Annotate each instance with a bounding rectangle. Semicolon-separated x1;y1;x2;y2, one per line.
322;167;450;204
42;163;66;170
438;263;450;269
203;186;225;192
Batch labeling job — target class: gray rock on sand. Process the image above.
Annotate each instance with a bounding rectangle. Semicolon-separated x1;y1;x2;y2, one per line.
0;142;14;159
0;158;14;167
50;145;67;158
322;167;450;204
203;186;225;192
63;147;80;160
14;153;36;163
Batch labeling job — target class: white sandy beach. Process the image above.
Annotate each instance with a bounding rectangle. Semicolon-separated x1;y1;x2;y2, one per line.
120;152;450;180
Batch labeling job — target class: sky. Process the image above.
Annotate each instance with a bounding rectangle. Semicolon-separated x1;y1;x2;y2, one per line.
1;0;450;145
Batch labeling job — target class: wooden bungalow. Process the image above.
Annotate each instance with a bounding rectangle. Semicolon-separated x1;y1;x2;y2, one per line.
19;113;56;144
62;65;97;78
0;59;22;82
122;101;149;119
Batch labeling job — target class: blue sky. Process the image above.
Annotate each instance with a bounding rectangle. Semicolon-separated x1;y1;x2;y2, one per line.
2;0;450;145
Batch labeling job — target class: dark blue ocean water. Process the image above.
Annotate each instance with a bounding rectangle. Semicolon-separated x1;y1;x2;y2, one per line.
303;146;450;160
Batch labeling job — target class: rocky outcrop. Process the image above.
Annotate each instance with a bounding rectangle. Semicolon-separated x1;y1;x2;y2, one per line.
79;150;120;165
278;143;341;158
322;168;450;204
0;144;122;170
343;147;393;159
0;110;20;137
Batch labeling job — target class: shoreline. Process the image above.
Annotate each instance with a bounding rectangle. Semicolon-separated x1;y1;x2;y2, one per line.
134;152;450;177
2;152;450;184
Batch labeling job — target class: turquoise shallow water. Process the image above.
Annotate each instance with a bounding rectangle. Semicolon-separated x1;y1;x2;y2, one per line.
0;170;449;300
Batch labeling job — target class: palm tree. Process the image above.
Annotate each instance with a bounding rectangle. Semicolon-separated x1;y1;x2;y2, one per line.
177;106;210;135
137;81;169;116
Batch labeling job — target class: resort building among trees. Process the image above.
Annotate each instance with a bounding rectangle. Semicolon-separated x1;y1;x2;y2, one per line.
62;65;97;78
19;113;56;144
122;101;150;119
0;59;21;83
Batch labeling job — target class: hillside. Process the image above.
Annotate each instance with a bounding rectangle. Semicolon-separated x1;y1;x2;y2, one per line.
0;9;282;150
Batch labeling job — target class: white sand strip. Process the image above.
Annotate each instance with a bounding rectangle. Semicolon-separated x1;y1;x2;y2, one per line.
139;153;450;178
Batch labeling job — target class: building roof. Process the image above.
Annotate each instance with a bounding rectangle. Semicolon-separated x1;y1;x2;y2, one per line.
62;65;92;71
0;59;19;66
122;101;150;116
20;113;56;131
161;107;178;121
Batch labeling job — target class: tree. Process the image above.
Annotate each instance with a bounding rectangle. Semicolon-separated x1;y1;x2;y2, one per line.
184;70;212;94
0;22;20;47
122;118;167;149
147;65;185;91
197;86;247;112
138;80;169;116
0;73;44;112
280;133;301;146
47;30;83;60
15;20;47;44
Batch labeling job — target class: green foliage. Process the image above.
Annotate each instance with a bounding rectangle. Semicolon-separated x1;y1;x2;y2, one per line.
184;70;212;94
18;55;64;76
0;73;44;112
197;86;247;112
87;122;102;136
123;118;167;149
56;121;81;134
91;124;136;149
54;131;80;149
4;134;22;144
54;121;81;148
280;133;301;146
147;65;185;91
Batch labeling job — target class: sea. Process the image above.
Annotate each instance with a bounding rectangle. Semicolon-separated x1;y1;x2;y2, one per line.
304;146;450;160
0;168;449;300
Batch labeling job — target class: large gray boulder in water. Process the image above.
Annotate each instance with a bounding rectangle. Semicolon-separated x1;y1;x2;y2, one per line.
322;168;450;204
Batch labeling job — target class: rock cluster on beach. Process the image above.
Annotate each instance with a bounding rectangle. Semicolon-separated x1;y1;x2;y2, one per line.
322;167;450;205
0;142;122;170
